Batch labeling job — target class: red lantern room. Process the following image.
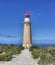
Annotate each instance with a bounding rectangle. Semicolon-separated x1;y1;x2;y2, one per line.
25;12;30;17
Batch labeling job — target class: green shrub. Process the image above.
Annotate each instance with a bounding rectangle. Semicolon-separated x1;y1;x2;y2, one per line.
29;46;33;51
32;51;39;59
0;52;12;61
5;52;12;61
18;46;24;50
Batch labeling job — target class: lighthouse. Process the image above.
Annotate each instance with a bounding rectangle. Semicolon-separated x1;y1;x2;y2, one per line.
23;12;32;48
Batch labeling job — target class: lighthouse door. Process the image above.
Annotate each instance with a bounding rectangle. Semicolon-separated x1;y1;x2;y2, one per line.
26;43;29;49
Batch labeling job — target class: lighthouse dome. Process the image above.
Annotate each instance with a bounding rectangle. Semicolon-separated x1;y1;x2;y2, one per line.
25;12;30;17
24;12;30;22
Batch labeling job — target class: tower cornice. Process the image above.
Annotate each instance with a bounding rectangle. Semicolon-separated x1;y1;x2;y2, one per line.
23;21;31;24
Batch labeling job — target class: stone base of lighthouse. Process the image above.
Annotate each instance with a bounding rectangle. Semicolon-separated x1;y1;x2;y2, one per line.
23;43;32;49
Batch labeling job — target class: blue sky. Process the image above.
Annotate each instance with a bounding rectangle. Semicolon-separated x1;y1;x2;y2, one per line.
0;0;55;45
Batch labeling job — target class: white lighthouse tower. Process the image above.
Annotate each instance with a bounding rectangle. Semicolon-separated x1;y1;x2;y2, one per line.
23;12;32;48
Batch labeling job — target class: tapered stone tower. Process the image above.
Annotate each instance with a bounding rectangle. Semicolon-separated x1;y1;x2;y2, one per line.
23;12;32;48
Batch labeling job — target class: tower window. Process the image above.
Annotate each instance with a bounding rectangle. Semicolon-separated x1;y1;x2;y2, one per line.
26;24;28;26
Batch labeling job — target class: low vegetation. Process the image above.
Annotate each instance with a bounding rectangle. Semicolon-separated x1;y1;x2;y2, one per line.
0;44;24;61
29;46;55;65
0;52;12;61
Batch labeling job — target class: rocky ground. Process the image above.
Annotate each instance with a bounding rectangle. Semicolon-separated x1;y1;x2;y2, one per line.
0;49;39;65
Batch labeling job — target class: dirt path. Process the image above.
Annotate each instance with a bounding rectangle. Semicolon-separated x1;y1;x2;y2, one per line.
0;49;39;65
